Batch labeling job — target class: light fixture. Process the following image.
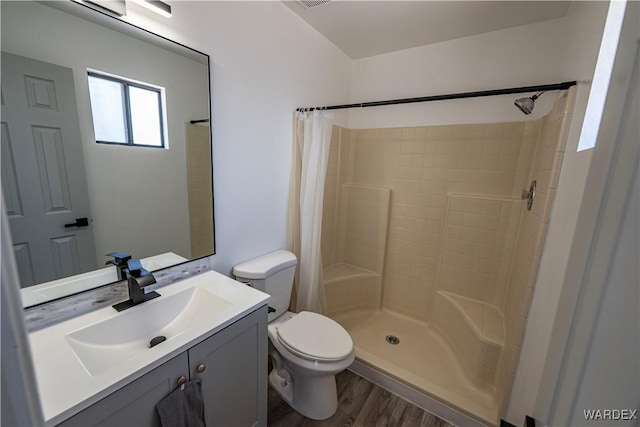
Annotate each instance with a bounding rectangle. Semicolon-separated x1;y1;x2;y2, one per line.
129;0;171;18
82;0;127;17
296;0;332;9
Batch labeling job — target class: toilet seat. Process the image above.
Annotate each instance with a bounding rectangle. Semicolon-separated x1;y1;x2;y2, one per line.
276;311;353;362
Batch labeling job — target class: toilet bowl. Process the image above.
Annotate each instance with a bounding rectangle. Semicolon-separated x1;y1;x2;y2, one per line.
233;251;355;420
267;311;355;420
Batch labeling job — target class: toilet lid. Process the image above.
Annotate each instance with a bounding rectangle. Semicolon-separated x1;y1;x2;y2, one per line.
276;311;353;361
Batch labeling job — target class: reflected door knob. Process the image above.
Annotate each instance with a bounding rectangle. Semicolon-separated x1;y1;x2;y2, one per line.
196;364;206;374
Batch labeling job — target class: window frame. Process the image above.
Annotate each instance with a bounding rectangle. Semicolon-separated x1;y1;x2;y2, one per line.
87;71;167;149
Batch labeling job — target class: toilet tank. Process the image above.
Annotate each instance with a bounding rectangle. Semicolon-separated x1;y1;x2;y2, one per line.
233;250;297;320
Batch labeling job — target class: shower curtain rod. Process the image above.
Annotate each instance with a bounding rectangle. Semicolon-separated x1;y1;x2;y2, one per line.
295;80;577;112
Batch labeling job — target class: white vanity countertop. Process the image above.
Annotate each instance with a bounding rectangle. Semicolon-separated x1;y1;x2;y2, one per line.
28;270;269;426
21;252;188;307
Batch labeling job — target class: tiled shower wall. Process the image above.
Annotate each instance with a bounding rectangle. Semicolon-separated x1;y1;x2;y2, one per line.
336;185;390;274
321;91;576;417
323;120;541;321
323;128;390;275
496;89;575;408
322;127;349;269
438;195;521;307
186;123;214;258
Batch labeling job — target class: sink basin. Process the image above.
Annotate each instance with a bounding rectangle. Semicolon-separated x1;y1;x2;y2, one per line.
66;286;232;376
29;270;269;426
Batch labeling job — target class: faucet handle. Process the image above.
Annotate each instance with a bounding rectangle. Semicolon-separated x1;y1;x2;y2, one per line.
126;259;157;289
126;259;147;277
105;252;132;266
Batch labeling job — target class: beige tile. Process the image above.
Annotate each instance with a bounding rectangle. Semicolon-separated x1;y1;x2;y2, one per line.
463;213;482;228
413;126;427;140
481;154;500;169
450;125;470;140
503;122;525;139
485;123;505;139
480;215;500;232
478;171;497;186
401;127;415;141
482;201;502;217
427;125;452;140
550;152;565;189
467;124;487;139
483;139;502;155
379;127;402;141
466;139;485;155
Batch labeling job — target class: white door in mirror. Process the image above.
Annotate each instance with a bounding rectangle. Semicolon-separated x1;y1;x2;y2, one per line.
2;52;96;285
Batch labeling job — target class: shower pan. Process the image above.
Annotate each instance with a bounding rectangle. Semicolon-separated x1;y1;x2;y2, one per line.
319;89;577;426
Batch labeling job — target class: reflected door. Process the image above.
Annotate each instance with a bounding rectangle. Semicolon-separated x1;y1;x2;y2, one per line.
1;52;96;287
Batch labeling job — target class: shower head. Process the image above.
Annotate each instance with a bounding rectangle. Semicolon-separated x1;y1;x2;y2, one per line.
514;92;544;115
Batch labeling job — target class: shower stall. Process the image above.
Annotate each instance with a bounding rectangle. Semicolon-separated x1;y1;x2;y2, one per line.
319;88;576;425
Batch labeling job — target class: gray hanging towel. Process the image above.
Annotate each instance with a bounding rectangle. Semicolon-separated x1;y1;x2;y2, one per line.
156;378;206;427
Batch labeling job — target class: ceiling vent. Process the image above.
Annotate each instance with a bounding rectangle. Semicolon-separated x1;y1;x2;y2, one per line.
296;0;331;9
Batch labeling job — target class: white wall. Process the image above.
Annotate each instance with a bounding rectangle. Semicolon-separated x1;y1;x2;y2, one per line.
1;1;209;264
507;2;609;423
116;1;352;275
347;17;573;128
569;168;638;426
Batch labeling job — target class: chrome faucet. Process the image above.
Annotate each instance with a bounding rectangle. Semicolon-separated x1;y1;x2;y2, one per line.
112;259;160;312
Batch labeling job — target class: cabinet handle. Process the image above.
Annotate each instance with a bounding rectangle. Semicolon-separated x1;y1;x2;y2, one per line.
177;376;187;387
196;364;206;374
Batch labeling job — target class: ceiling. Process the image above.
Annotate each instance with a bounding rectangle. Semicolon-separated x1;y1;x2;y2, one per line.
283;1;571;59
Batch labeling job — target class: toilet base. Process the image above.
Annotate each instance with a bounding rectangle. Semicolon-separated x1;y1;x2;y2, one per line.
268;366;338;420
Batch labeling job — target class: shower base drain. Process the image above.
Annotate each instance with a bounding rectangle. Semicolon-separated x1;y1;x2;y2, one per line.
385;335;400;345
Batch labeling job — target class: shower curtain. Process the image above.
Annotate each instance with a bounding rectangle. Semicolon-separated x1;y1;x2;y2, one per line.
288;110;334;313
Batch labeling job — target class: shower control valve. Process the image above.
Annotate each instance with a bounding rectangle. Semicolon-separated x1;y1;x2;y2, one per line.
521;180;537;211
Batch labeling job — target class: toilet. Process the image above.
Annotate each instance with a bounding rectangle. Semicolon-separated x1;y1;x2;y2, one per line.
233;250;355;420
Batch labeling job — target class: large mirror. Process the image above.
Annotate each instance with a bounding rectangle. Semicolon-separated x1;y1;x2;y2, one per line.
1;1;214;307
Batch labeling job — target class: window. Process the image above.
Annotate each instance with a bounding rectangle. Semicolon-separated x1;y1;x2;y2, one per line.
87;71;167;148
576;1;626;152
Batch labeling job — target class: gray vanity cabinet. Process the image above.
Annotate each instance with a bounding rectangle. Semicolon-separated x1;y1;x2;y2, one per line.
190;305;268;427
58;353;188;427
58;306;267;427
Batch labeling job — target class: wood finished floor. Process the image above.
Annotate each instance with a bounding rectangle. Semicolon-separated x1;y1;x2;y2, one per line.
268;370;456;427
